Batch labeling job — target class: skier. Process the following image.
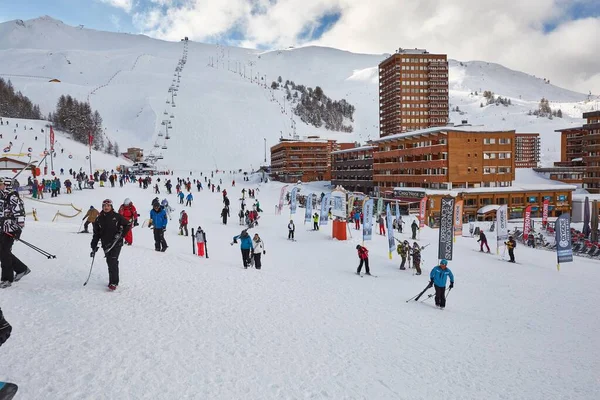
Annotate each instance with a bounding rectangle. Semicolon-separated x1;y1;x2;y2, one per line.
411;219;419;240
288;219;295;240
397;215;404;233
251;233;265;269
412;242;422;275
195;226;206;256
82;205;99;233
149;201;168;252
354;209;361;230
477;230;490;253
90;199;131;291
355;244;371;276
178;191;184;204
221;207;228;224
0;307;11;346
397;240;410;270
185;192;193;206
231;229;253;268
504;236;517;263
179;210;189;236
428;259;454;309
161;198;173;220
312;212;319;231
118;198;138;245
238;209;245;225
0;178;30;288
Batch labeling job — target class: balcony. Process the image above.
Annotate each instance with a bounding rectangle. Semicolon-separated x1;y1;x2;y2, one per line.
374;144;447;158
373;159;447;170
373;174;446;183
332;170;373;179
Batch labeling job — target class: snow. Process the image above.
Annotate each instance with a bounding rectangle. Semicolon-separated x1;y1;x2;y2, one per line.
0;173;599;399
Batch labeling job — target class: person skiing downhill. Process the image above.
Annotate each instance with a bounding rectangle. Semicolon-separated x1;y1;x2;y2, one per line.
179;210;189;236
0;178;30;289
356;245;371;276
90;199;131;291
149;201;168;252
288;219;295;240
232;229;253;268
251;233;265;270
82;205;99;233
428;259;454;309
118;198;138;245
478;230;490;253
185;192;193;207
195;226;206;257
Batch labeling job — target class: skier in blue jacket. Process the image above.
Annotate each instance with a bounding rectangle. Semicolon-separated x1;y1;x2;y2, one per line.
428;259;454;309
149;202;168;252
178;191;185;204
231;229;253;268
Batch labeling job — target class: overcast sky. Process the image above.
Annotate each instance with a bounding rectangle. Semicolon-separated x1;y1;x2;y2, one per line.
2;0;599;94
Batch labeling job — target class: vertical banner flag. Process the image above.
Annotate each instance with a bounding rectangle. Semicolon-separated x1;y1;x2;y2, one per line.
555;213;573;270
419;196;428;228
542;199;549;228
290;187;299;214
88;131;93;150
523;205;532;241
495;204;509;253
386;203;395;258
583;196;591;238
438;197;455;260
454;200;463;237
319;193;331;226
376;197;384;216
395;201;400;221
347;196;355;218
362;198;374;241
50;126;55;151
277;185;288;215
304;193;313;223
592;200;599;243
330;190;346;219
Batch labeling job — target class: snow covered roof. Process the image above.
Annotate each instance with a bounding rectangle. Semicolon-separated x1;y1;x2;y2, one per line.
331;146;375;155
371;126;515;143
477;205;500;214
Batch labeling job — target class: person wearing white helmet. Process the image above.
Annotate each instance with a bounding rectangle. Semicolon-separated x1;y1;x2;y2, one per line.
118;198;138;245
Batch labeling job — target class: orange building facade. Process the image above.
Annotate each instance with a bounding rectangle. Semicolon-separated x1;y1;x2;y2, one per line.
331;146;375;195
379;49;448;137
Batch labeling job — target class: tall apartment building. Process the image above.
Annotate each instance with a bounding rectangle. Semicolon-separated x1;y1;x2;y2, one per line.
555;127;585;167
582;111;600;192
270;138;353;183
379;48;448;137
331;146;375;194
514;133;540;168
371;127;516;192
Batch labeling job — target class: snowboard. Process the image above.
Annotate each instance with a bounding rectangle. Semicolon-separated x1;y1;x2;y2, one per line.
0;381;18;400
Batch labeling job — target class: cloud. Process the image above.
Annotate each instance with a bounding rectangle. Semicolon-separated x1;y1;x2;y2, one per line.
99;0;135;13
129;0;600;94
109;14;121;30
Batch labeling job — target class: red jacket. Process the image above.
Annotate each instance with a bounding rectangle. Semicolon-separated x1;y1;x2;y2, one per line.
357;246;369;260
180;212;188;225
119;204;137;222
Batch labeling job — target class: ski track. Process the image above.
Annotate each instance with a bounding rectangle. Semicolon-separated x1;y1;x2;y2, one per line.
0;175;598;399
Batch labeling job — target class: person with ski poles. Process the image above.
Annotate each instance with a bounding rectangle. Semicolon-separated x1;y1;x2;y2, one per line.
397;240;410;270
195;226;206;257
355;244;371;276
0;178;30;289
118;198;138;245
90;199;131;291
428;259;454;309
288;219;295;240
231;229;253;268
504;236;517;263
477;230;490;253
82;205;99;233
149;201;168;252
185;192;193;207
251;233;266;269
412;242;422;275
179;210;189;236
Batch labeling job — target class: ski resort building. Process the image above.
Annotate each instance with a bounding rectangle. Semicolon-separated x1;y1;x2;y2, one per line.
378;48;449;137
371;126;516;193
514;133;540;168
331;146;375;195
270;138;353;183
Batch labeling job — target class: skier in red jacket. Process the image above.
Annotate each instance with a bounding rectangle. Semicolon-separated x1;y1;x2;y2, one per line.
356;245;371;276
118;198;138;245
179;210;189;236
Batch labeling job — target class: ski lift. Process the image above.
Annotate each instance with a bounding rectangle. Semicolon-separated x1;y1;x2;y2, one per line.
154;143;159;148
162;144;168;150
158;132;164;137
165;134;171;140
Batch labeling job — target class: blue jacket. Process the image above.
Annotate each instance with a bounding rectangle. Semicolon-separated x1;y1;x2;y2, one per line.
178;192;184;199
233;232;253;250
186;193;193;201
150;208;168;229
430;266;454;287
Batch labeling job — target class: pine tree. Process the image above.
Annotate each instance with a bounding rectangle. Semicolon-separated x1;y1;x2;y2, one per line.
114;142;120;157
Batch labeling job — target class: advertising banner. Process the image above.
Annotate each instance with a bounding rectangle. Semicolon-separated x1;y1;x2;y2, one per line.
555;213;573;268
438;197;455;260
362;198;374;241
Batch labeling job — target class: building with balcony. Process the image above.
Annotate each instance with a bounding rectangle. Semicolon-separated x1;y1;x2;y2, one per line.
582;111;600;193
554;127;585;167
379;48;448;137
331;146;375;194
514;133;540;168
270;138;353;183
371;126;516;193
532;166;585;186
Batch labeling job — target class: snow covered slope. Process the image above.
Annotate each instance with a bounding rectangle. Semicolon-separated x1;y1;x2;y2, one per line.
0;175;598;399
1;16;599;170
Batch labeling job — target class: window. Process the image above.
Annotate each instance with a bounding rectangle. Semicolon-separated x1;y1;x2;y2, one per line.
484;153;496;159
498;198;507;205
512;197;523;204
484;138;496;145
499;138;511;144
467;167;471;173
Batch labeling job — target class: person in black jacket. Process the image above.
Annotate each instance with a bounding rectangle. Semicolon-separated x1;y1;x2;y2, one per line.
0;307;11;346
91;199;131;290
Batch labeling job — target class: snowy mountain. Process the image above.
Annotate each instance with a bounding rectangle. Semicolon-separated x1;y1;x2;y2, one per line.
0;16;599;170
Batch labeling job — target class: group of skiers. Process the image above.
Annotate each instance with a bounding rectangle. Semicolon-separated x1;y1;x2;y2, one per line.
396;240;423;274
231;229;265;269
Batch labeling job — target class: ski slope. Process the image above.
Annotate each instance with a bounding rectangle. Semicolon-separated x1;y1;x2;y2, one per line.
1;16;599;170
0;174;598;399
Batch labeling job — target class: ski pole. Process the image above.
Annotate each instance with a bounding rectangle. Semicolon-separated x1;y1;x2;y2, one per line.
420;293;434;302
409;284;431;302
77;219;84;233
14;237;56;259
83;252;96;286
446;287;452;299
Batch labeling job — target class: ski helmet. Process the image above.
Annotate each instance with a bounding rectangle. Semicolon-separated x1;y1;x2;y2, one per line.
440;259;448;266
124;198;131;205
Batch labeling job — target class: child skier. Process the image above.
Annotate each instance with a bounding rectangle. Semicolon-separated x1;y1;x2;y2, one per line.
288;219;295;240
428;259;454;309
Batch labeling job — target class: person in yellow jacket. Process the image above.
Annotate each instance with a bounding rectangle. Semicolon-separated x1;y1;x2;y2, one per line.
312;213;319;231
82;206;99;233
504;236;517;263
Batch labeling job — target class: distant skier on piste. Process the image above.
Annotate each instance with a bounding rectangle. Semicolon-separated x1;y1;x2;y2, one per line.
356;244;371;276
179;210;189;236
411;220;419;239
185;192;193;207
149;201;168;252
231;229;253;268
428;259;454;309
288;219;295;240
90;199;131;291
